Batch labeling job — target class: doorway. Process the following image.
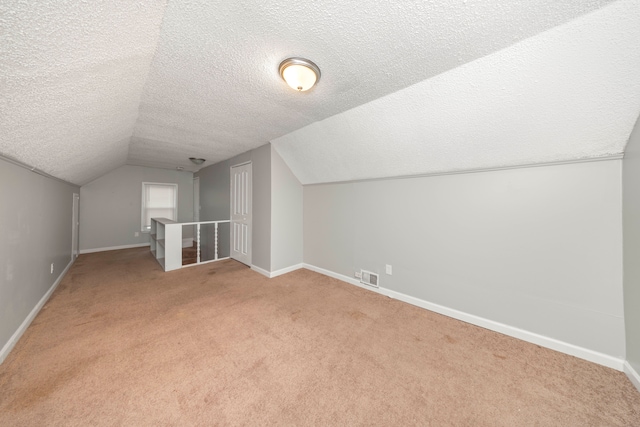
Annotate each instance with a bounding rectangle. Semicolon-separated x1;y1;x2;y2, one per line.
230;162;252;266
72;193;79;260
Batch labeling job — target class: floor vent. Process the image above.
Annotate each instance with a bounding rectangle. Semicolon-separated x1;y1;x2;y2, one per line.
360;270;379;288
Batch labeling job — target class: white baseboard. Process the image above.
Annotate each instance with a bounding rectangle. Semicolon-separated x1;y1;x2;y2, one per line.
270;263;304;278
251;263;304;278
182;238;193;248
251;265;271;278
302;263;625;371
0;258;74;365
80;243;150;254
624;361;640;392
303;263;372;288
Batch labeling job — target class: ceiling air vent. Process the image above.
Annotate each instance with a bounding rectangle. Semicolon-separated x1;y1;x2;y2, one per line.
360;270;379;288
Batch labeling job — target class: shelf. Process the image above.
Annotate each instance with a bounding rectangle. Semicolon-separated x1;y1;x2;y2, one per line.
150;217;182;272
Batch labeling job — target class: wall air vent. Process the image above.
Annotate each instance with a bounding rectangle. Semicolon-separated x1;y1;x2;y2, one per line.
360;270;379;288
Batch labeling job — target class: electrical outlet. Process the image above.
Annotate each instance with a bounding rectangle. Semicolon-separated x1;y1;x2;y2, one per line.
134;231;140;237
50;263;54;274
385;264;392;275
354;271;362;279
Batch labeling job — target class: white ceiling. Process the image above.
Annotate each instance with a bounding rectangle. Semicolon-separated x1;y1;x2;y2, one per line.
0;0;167;185
2;0;639;185
273;0;640;184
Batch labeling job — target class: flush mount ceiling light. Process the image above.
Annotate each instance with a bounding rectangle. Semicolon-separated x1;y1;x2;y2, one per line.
279;57;321;92
189;157;205;165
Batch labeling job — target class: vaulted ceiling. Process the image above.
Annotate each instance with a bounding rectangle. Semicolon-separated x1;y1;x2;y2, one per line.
2;0;639;185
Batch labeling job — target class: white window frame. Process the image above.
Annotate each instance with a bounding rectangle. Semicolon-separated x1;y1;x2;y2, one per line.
141;182;178;232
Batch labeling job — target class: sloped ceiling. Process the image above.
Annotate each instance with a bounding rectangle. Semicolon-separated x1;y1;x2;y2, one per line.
0;1;167;185
273;0;640;184
2;0;639;185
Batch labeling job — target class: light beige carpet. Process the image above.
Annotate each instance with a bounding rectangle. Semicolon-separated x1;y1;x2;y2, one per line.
1;247;639;426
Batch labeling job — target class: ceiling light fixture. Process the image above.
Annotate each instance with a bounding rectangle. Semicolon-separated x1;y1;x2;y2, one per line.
279;57;320;92
189;157;205;165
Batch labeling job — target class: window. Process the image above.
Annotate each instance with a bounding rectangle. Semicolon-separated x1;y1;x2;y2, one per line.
141;183;178;231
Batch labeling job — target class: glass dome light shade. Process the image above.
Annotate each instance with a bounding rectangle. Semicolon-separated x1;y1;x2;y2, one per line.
279;58;320;92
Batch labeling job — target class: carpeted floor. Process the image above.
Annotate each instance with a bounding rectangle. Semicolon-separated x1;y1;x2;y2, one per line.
1;248;639;426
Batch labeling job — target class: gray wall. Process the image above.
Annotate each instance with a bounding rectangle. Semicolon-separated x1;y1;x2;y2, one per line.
0;158;79;358
195;156;232;260
270;146;303;271
304;160;625;358
196;143;271;271
623;114;640;374
80;165;194;251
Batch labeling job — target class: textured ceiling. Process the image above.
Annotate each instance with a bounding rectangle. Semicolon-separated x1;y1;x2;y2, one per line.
0;0;167;185
2;0;638;185
132;0;619;174
273;0;640;184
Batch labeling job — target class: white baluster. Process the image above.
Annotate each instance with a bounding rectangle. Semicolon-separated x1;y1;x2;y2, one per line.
214;222;219;260
196;223;201;264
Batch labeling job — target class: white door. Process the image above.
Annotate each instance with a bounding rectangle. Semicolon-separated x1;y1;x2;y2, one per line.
230;163;252;266
71;193;79;260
